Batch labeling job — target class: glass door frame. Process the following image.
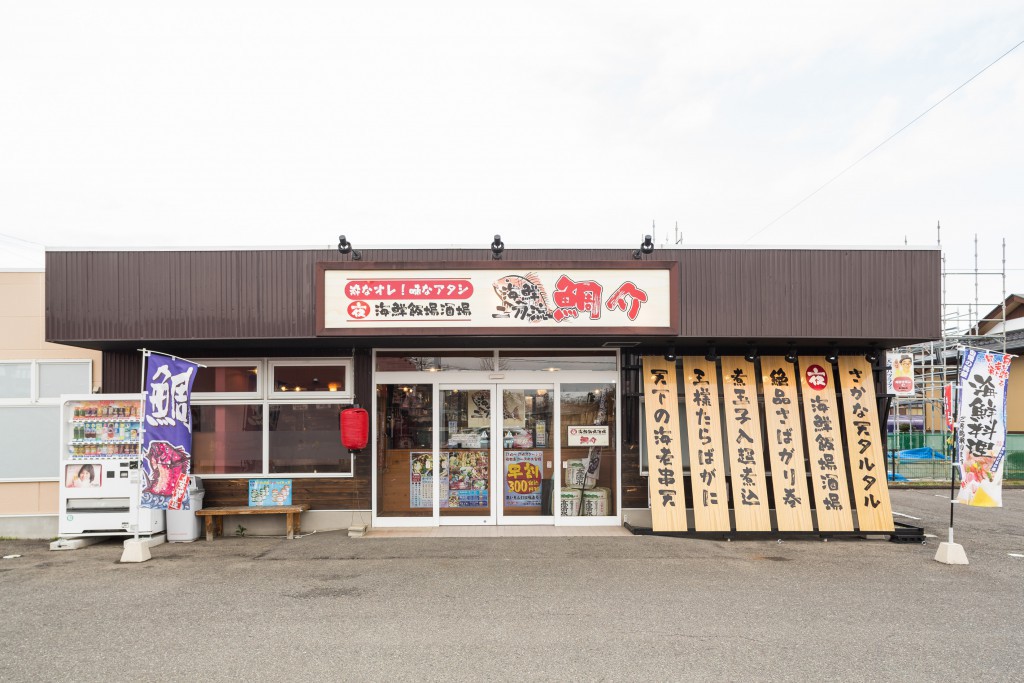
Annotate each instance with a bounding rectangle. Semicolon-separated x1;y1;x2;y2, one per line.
438;383;498;526
371;353;621;529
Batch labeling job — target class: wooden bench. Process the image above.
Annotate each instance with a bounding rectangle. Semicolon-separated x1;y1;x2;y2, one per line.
195;505;310;541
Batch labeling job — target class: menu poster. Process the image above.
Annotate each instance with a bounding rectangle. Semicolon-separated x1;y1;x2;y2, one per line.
504;450;543;507
410;451;433;508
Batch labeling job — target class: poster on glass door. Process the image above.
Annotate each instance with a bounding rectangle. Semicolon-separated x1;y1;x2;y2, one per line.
409;452;433;508
504;451;543;507
441;451;489;507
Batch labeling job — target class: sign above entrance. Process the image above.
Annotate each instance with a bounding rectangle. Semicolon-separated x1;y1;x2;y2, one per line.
316;262;679;336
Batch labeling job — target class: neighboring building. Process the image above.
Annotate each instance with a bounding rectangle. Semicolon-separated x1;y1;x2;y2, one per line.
0;269;101;538
44;245;940;534
975;294;1024;433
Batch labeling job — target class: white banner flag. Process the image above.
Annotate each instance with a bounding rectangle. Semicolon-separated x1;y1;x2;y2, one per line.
955;349;1013;507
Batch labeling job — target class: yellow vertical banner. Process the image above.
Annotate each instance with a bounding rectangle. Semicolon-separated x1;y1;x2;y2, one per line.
837;357;895;532
799;358;854;532
681;357;731;532
719;357;771;531
642;356;688;532
759;357;813;531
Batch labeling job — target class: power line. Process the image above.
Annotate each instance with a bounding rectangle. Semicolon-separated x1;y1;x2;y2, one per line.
0;231;42;247
746;37;1024;243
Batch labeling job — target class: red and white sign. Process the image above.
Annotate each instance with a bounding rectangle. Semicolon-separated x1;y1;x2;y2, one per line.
804;364;828;391
567;425;609;447
320;266;675;333
942;384;955;432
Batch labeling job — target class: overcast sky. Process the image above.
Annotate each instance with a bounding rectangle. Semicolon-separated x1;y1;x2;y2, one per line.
1;2;1021;306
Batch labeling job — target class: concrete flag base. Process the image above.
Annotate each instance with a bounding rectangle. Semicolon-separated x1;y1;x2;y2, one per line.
934;541;969;565
120;534;165;563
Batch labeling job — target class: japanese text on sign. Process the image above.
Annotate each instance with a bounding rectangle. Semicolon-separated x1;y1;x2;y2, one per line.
322;267;674;331
642;357;687;532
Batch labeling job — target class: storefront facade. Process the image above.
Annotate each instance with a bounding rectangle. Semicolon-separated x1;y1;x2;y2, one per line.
45;245;941;533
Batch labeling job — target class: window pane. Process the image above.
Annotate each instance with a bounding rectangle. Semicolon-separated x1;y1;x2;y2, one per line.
273;365;347;393
193;365;259;394
268;404;351;474
560;383;617;516
38;362;91;399
375;352;495;372
0;363;32;399
191;405;264;474
498;352;616;372
0;406;60;478
376;383;434;517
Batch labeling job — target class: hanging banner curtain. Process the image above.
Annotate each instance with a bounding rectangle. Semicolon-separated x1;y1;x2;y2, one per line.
956;349;1013;507
140;351;199;510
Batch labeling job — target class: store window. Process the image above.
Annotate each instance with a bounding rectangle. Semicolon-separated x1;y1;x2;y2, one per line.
270;404;350;473
0;363;32;399
193;362;260;397
376;383;434;517
0;360;91;403
271;361;352;398
498;351;617;372
0;360;91;480
190;359;354;477
192;404;264;474
375;351;495;372
559;383;617;517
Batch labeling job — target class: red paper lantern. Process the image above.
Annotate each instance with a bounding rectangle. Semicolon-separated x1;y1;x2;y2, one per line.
340;407;369;451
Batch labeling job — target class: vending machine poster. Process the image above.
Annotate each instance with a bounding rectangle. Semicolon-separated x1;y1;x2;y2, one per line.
504;450;543;507
140;352;199;511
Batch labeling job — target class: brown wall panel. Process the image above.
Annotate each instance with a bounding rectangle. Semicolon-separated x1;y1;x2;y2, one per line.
48;248;941;347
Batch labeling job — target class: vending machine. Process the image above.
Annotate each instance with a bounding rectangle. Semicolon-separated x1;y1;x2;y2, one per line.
58;394;166;537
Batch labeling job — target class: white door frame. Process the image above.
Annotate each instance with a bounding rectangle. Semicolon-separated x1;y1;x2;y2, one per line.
371;353;621;528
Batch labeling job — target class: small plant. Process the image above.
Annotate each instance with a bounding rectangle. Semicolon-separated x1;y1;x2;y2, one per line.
234;524;247;537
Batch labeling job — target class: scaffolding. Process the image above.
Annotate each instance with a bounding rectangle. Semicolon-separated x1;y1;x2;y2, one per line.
886;227;1008;480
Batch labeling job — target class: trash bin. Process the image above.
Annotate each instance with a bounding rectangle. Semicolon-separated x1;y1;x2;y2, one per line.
166;477;204;542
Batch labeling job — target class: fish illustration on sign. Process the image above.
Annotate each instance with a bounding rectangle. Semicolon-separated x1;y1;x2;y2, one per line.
491;273;554;322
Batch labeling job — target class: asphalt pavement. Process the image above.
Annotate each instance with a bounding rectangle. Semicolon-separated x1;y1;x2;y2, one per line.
1;488;1021;682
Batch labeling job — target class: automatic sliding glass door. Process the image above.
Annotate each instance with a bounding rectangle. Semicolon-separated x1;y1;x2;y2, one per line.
440;386;496;524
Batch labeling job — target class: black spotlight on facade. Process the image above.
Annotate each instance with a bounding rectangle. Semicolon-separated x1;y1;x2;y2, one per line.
745;345;758;362
705;345;718;362
633;235;654;259
337;235;362;261
865;349;878;364
491;234;505;260
664;346;677;362
825;346;839;363
785;345;798;363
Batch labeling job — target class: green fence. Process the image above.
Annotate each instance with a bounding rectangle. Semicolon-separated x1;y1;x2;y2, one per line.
886;432;1024;481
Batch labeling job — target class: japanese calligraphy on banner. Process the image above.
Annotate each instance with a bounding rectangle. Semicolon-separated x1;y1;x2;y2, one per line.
720;358;771;532
799;358;853;532
642;356;687;532
837;357;894;532
682;357;730;532
759;357;813;532
140;351;199;510
956;349;1013;507
318;264;678;335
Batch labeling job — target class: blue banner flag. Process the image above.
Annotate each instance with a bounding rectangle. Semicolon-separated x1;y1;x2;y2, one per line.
140;352;199;510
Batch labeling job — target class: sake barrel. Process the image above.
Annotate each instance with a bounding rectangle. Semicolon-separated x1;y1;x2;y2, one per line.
581;487;611;516
559;487;582;517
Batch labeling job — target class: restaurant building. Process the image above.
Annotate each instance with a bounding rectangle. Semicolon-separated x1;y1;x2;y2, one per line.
44;244;940;534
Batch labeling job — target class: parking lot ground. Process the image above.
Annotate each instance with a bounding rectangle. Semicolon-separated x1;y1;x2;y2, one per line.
2;489;1021;682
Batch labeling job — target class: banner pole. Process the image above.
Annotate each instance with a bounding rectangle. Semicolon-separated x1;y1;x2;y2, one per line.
135;349;150;543
948;347;961;546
